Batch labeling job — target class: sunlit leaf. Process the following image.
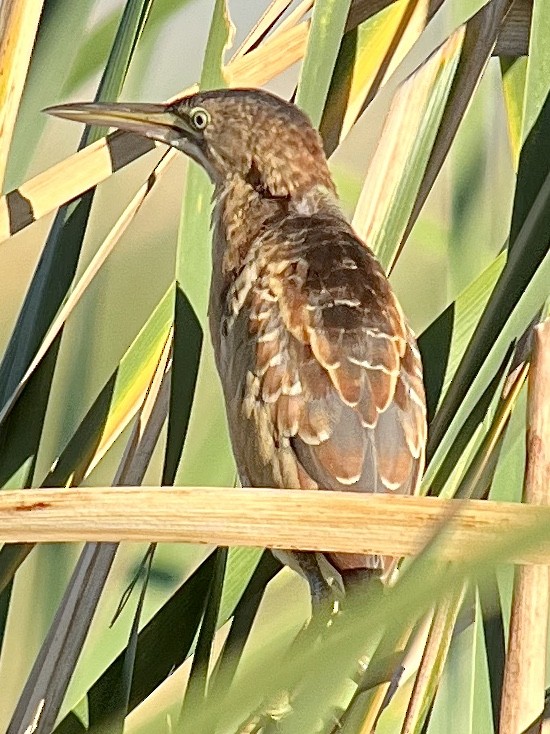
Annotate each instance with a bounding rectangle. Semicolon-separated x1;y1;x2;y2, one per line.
321;0;431;155
295;0;352;128
352;27;464;273
0;0;44;186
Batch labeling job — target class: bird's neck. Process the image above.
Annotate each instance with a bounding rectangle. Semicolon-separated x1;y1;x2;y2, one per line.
211;175;341;276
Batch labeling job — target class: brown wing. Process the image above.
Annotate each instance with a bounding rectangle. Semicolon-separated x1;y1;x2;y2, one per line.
238;214;426;574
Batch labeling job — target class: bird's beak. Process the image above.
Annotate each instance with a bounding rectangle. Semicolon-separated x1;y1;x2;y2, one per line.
44;101;192;148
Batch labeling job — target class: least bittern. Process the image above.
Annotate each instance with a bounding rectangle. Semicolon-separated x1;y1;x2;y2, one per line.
46;89;427;603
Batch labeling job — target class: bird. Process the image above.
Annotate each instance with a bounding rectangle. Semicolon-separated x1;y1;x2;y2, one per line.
46;88;427;604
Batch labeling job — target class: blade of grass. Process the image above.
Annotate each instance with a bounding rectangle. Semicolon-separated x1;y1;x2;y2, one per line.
500;55;528;169
419;251;506;423
224;17;309;87
208;552;282;701
401;587;466;734
426;163;550;487
53;552;217;734
0;284;173;603
400;0;512;248
178;547;228;727
0;151;175;433
169;0;235;492
0;0;156;495
3;0;96;190
295;0;353;128
55;549;271;730
0;0;44;187
270;0;314;39
427;590;493;734
352;26;464;273
6;328;172;734
453;360;529;501
321;0;431;155
428;0;550;458
95;545;155;734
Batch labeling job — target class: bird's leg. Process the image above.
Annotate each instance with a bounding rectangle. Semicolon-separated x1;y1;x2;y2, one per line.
292;551;342;629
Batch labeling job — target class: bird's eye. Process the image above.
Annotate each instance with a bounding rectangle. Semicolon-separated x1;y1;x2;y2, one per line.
190;107;210;130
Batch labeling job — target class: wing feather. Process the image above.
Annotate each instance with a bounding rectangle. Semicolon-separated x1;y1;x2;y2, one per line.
233;213;427;575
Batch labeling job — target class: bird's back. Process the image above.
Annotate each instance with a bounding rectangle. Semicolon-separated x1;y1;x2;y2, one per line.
212;204;427;576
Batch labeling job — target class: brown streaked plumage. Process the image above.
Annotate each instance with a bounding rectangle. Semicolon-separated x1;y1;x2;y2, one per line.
46;88;427;593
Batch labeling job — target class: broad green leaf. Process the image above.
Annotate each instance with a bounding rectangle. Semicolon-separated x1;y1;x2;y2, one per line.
7;295;171;734
209;551;281;699
401;0;511;246
87;545;154;734
171;0;235;490
54;548;268;731
295;0;352;129
500;56;528;169
0;0;156;490
179;547;228;724
453;361;528;502
518;0;550;149
4;4;161;729
445;58;516;298
44;285;174;486
0;0;44;187
428;0;550;459
509;0;550;249
0;150;175;441
4;0;97;190
321;0;431;155
426;240;550;490
419;251;506;422
352;27;464;273
53;552;217;734
401;587;465;734
428;591;493;734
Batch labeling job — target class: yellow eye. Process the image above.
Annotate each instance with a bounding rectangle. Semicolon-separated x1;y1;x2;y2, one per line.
190;107;210;130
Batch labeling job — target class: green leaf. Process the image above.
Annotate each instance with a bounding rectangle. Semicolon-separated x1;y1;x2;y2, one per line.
428;0;550;461
426;239;550;491
321;0;431;156
0;0;156;490
500;56;528;169
402;0;511;246
4;0;97;190
170;0;235;489
419;251;506;423
82;0;155;146
352;27;464;273
209;551;281;699
89;545;155;734
5;4;159;729
399;587;466;734
295;0;353;129
53;552;217;734
179;547;228;725
428;591;493;734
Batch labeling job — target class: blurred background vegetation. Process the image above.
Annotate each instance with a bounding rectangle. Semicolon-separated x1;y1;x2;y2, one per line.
0;0;548;732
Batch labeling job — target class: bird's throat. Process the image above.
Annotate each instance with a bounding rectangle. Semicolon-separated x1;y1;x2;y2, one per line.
212;177;288;276
212;176;341;277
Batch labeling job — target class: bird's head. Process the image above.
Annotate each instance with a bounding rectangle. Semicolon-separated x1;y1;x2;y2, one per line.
46;88;335;198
